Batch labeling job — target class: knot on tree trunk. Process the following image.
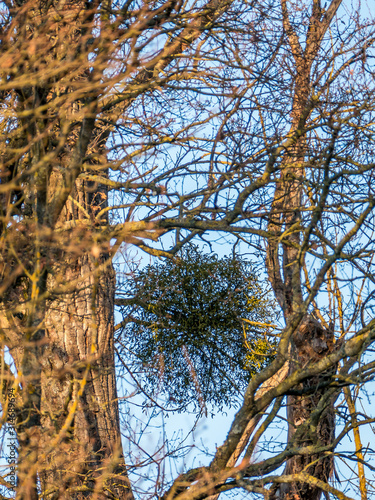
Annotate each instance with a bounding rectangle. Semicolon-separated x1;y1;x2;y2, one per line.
293;316;335;361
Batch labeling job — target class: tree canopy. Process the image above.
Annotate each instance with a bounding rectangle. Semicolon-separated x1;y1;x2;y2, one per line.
0;0;375;498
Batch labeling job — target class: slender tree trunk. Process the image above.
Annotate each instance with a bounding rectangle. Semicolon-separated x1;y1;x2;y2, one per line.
266;2;343;497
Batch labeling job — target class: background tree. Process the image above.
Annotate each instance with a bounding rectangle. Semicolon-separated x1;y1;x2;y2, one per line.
1;0;375;499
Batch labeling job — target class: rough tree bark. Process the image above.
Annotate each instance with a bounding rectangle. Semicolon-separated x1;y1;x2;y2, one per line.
40;245;132;499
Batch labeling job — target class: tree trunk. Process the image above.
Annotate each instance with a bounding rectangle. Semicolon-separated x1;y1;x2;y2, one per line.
269;317;337;500
2;170;135;498
0;0;134;492
266;2;343;497
39;250;132;499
